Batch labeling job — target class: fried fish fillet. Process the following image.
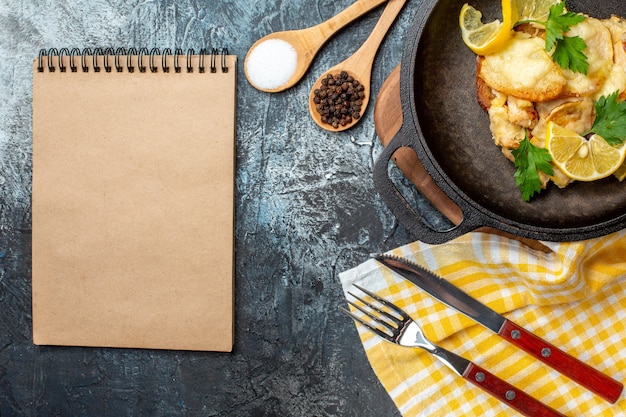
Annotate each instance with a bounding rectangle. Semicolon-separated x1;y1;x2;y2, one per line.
477;32;567;102
562;17;614;97
599;15;626;100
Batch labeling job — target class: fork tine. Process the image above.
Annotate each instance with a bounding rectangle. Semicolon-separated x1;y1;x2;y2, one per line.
352;284;409;319
347;292;402;328
346;299;398;332
339;306;393;340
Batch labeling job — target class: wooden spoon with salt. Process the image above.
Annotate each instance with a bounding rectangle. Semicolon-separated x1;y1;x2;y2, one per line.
308;0;407;132
245;0;388;93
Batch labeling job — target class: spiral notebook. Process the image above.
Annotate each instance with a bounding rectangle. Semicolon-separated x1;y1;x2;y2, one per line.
32;47;237;352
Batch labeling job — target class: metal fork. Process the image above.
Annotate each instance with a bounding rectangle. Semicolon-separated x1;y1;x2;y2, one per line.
342;285;566;417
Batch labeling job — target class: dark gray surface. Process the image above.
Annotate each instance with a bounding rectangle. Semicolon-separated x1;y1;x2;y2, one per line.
0;1;426;416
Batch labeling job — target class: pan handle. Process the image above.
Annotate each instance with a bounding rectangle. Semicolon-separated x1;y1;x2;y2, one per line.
373;124;484;244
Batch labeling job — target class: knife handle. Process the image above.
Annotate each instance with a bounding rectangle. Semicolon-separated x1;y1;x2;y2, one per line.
499;319;623;403
463;362;566;417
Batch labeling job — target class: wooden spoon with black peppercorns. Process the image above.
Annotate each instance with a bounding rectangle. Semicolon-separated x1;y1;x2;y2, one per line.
308;0;407;131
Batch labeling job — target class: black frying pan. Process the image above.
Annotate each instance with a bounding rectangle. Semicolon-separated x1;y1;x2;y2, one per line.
374;0;626;243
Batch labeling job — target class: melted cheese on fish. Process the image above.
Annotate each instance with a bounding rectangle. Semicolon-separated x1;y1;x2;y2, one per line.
478;32;567;102
562;17;614;97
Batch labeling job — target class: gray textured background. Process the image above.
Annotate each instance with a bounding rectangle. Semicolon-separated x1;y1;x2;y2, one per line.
0;0;433;415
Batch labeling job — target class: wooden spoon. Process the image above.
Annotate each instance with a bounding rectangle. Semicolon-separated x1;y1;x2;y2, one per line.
244;0;387;93
308;0;406;132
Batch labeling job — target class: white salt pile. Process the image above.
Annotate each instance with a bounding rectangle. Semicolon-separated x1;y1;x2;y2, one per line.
245;38;298;90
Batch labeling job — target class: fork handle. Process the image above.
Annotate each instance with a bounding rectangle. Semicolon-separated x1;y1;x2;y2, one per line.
463;362;566;417
499;320;623;403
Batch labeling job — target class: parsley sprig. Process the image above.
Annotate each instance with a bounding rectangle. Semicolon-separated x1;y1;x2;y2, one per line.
516;1;588;74
584;91;626;145
512;132;554;202
511;92;626;201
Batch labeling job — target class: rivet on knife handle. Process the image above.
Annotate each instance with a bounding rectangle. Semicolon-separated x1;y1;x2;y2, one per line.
500;320;623;404
464;362;566;417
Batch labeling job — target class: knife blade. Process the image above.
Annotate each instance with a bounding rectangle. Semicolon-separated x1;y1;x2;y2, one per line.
373;253;624;404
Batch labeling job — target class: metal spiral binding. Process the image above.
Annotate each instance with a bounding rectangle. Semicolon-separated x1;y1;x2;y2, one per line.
37;47;230;73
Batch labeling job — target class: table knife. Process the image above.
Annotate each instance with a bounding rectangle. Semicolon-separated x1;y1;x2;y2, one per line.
373;253;624;404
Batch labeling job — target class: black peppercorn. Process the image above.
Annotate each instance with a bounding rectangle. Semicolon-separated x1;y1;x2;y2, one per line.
313;71;364;129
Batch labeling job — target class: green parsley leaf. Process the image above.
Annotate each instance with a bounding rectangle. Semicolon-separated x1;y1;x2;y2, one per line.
517;1;588;74
544;2;585;51
585;91;626;145
551;36;589;75
512;133;554;202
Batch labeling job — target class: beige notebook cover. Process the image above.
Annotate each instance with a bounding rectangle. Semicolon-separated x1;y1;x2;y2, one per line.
32;48;236;352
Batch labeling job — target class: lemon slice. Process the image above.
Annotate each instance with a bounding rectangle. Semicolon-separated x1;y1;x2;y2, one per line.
513;0;561;22
460;0;514;55
546;122;626;181
614;162;626;181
